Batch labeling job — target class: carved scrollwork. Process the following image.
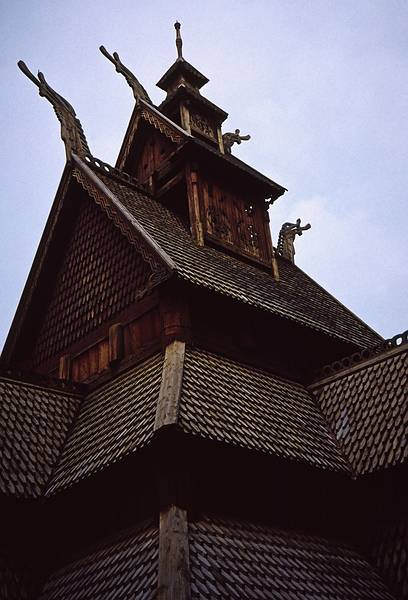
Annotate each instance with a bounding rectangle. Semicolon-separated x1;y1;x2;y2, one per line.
206;206;232;241
190;111;216;139
236;220;260;255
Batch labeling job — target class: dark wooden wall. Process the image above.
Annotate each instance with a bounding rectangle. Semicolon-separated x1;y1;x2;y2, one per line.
27;194;153;372
134;129;175;185
200;173;271;263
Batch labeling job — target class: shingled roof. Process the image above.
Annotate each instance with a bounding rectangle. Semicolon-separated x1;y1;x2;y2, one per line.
77;159;381;350
0;375;80;498
310;340;408;476
188;516;395;599
46;353;163;494
180;348;349;472
38;522;158;600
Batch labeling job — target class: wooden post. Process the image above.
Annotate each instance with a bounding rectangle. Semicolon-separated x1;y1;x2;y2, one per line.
263;204;280;281
185;164;204;246
217;125;225;154
157;505;191;600
155;340;185;430
180;102;191;134
108;323;123;364
58;354;71;381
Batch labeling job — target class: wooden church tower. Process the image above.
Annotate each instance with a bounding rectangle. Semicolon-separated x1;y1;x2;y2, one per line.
1;23;407;600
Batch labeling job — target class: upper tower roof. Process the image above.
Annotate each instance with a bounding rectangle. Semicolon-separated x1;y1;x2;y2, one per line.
156;22;209;92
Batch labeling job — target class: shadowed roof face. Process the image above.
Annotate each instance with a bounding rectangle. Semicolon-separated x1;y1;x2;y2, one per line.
189;516;395;600
311;343;408;475
45;353;163;495
38;522;158;600
92;167;381;349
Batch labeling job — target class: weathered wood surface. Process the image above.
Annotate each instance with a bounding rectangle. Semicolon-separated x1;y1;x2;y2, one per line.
108;323;123;364
155;340;185;430
157;505;191;600
58;354;71;380
201;172;272;263
135;128;175;184
185;164;204;246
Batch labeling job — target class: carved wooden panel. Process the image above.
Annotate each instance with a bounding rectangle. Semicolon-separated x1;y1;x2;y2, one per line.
135;129;175;184
202;176;270;262
31;196;153;367
190;110;217;141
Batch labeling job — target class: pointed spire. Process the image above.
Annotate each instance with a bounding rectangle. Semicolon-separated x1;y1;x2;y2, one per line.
99;46;152;104
174;21;183;59
17;60;90;161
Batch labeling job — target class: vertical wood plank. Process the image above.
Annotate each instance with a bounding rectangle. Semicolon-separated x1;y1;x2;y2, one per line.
157;505;191;600
179;103;191;134
185;164;204;246
88;344;100;376
155;340;185;430
58;354;71;381
108;323;123;364
98;339;109;371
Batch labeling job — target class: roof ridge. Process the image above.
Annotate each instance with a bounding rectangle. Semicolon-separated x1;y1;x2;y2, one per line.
313;329;407;382
82;154;150;195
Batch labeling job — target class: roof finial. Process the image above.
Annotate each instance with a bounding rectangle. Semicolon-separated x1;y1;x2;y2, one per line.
174;21;183;59
17;60;90;161
99;46;152;104
277;218;311;264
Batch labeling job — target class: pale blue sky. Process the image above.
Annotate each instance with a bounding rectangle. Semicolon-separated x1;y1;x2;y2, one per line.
0;0;407;347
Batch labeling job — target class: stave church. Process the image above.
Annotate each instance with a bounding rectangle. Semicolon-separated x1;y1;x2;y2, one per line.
1;22;406;600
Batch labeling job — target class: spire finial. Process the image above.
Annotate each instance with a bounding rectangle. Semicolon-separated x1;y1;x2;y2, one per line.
174;21;183;59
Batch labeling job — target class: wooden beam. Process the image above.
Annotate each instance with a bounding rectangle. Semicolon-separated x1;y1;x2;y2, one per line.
156;171;185;199
157;505;191;600
155;340;185;430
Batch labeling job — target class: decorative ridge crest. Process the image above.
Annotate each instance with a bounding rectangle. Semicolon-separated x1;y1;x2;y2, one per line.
314;330;408;381
17;60;90;160
82;154;151;195
0;367;86;395
139;98;190;143
99;46;152;104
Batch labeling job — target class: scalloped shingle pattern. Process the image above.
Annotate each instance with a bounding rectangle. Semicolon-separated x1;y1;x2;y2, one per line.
96;171;381;349
39;522;158;600
312;347;407;475
371;519;408;600
0;377;80;497
179;349;348;472
189;517;395;600
46;354;163;494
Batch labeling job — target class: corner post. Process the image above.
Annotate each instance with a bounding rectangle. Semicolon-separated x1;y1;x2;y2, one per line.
157;504;191;600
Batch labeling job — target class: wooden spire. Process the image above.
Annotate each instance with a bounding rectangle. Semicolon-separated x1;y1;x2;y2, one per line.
174;21;183;59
